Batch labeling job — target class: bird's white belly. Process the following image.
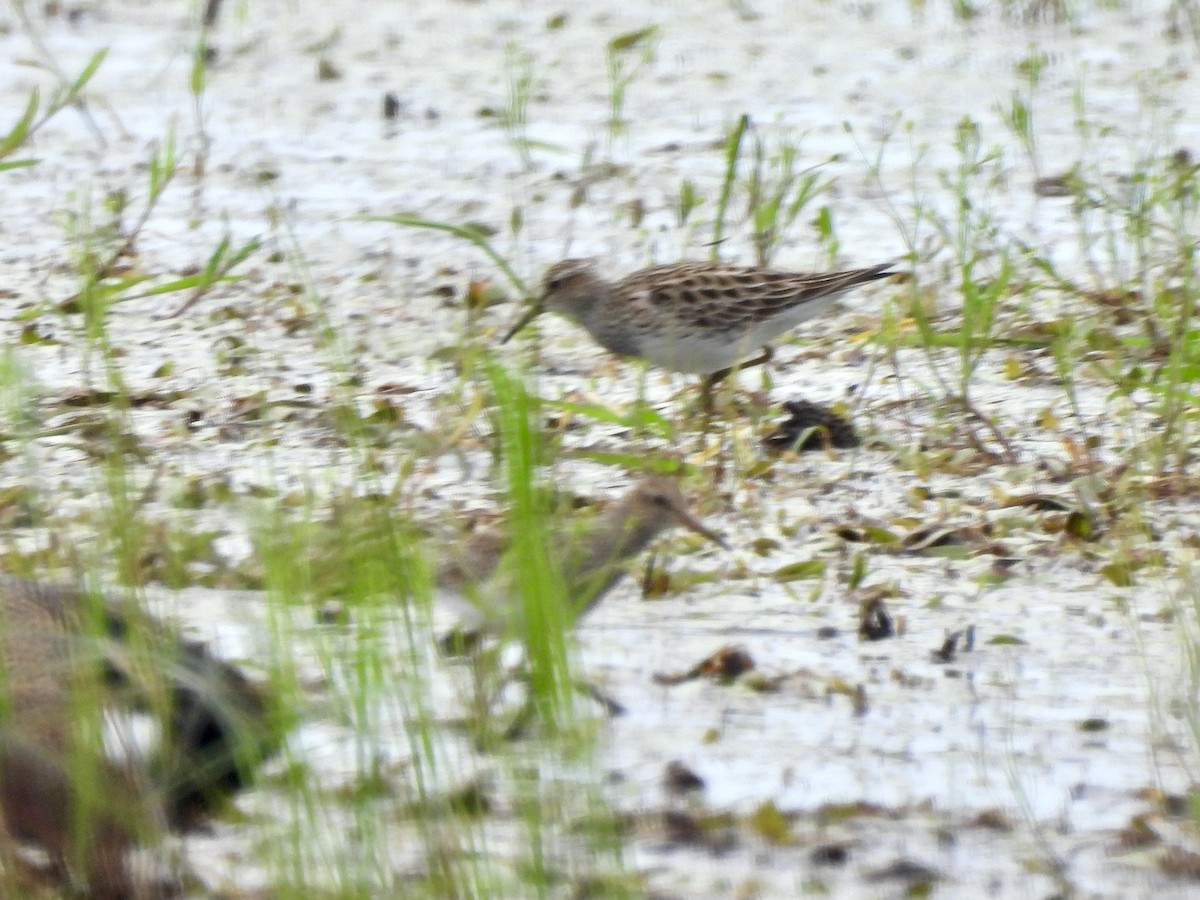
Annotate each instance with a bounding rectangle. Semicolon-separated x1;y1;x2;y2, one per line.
631;298;840;375
633;329;759;375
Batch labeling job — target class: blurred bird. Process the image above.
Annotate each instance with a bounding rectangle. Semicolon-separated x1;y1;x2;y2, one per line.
438;475;727;634
0;576;275;899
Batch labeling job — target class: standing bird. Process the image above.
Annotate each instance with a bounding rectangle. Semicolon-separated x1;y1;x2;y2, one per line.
438;476;727;722
502;258;897;402
0;576;275;899
440;475;727;634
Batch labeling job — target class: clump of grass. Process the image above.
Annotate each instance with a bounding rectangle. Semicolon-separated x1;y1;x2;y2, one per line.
934;117;1012;404
605;25;659;147
261;188;641;893
743;128;835;267
364;215;527;298
8;0;108;154
998;50;1048;182
27;130;260;329
188;0;214;181
710;114;751;257
1018;80;1200;473
855;114;1014;461
501;42;537;169
707;115;834;266
0;46;106;172
485;361;575;729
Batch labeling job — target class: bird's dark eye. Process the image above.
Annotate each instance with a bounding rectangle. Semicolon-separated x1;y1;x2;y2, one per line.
547;277;564;292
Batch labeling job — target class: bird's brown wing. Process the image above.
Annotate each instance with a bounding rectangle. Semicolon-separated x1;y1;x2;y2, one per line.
625;262;895;332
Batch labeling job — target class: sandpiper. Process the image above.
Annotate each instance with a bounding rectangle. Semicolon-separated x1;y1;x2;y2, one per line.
502;258;897;392
439;476;726;721
0;576;274;899
441;475;727;632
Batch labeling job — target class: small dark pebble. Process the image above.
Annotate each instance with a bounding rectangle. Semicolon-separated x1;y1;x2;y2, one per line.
317;58;342;81
654;645;755;685
1033;175;1076;197
383;91;401;120
810;842;850;866
932;630;962;662
763;400;859;453
663;760;705;795
446;779;492;817
316;600;348;625
859;597;894;641
865;858;941;884
437;626;484;656
970;809;1013;832
1162;793;1193;817
662;809;705;845
203;0;224;28
703;646;755;680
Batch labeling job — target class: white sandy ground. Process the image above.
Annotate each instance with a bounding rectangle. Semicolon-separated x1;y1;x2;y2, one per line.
4;0;1200;896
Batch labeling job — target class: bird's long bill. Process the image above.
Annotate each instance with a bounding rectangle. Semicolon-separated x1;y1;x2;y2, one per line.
500;300;544;344
675;509;729;550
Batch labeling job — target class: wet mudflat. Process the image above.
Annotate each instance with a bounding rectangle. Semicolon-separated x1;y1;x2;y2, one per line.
3;0;1200;897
